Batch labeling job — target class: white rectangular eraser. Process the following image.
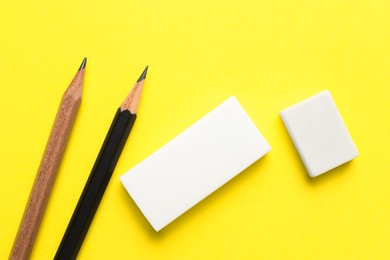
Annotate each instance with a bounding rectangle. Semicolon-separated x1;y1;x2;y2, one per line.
280;90;358;177
121;96;270;231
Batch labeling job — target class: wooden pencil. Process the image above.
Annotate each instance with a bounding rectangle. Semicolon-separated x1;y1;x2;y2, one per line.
55;66;148;260
10;58;87;260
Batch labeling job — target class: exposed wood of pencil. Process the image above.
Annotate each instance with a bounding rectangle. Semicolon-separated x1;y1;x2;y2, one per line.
10;62;86;260
120;65;148;114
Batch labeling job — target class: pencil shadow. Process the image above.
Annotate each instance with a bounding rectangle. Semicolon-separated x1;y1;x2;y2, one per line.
118;153;271;240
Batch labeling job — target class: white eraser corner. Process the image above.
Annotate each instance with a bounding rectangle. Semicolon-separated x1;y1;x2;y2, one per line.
121;96;270;231
280;90;358;177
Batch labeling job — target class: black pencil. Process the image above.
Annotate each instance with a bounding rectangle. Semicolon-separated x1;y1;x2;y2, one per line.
55;66;148;260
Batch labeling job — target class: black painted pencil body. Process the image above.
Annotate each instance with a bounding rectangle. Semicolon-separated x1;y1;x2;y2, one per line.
55;110;135;260
55;66;148;260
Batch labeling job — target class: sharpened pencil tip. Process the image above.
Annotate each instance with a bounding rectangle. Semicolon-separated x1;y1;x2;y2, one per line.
78;57;87;71
137;66;148;82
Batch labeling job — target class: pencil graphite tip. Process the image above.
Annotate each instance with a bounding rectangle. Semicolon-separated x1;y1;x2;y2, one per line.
137;66;148;82
78;57;87;71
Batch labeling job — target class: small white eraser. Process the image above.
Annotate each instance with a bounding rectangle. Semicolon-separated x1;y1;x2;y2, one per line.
121;96;270;231
280;90;358;177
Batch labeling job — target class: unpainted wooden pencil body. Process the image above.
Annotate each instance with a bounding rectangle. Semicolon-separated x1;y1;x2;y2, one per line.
10;64;85;260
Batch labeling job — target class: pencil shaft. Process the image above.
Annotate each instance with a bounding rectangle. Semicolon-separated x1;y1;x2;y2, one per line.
10;70;84;260
55;109;136;260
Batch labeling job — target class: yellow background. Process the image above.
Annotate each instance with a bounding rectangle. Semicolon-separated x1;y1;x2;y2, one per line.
1;0;390;259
